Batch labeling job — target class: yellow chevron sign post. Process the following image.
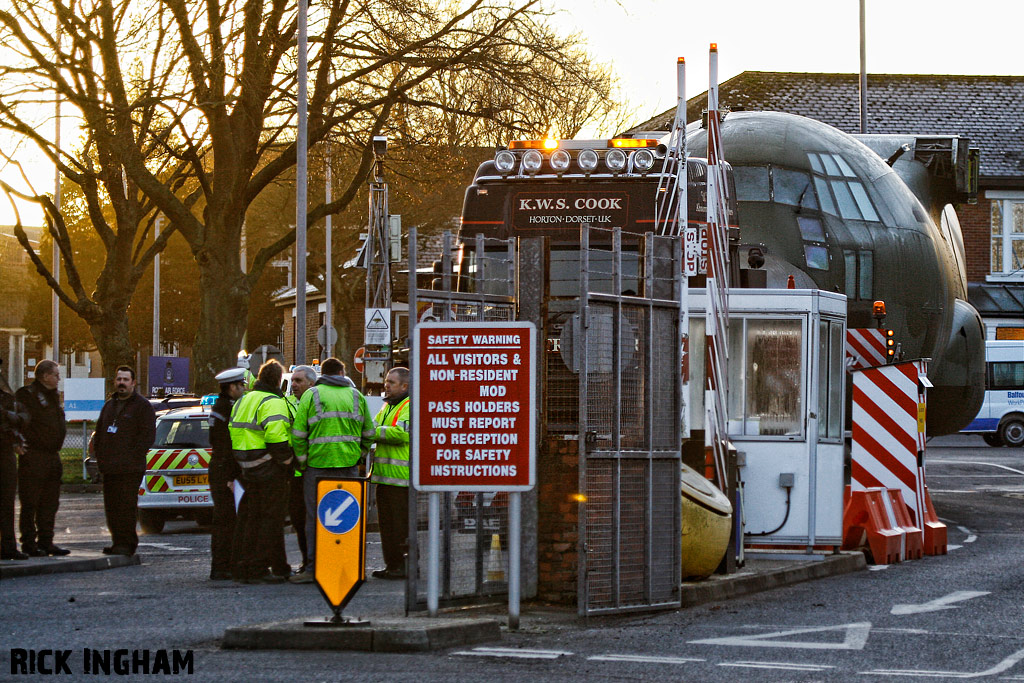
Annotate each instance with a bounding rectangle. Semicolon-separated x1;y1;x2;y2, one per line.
305;478;369;627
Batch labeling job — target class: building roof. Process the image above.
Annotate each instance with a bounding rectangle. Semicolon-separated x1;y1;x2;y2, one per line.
627;72;1024;180
968;282;1024;317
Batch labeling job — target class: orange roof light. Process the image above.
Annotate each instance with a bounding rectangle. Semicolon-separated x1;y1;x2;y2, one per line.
608;138;659;149
508;140;547;150
710;42;718;51
543;138;559;150
873;300;887;318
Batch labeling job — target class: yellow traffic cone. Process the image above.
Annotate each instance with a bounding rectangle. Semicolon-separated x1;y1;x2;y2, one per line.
486;533;505;582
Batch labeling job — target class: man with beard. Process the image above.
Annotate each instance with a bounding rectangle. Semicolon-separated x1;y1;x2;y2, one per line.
93;366;157;556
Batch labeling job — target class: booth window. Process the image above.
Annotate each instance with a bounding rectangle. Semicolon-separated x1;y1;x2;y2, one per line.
817;319;845;441
727;318;804;437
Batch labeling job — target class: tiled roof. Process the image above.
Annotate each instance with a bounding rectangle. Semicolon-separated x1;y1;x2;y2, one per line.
626;72;1024;179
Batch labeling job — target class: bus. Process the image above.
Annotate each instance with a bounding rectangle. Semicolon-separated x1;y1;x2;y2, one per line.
960;340;1024;447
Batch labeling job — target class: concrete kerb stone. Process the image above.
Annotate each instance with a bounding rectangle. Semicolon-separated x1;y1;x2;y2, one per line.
221;617;502;652
679;551;866;607
0;552;141;579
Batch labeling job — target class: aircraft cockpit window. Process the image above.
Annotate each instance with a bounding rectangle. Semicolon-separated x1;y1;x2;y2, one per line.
804;245;829;270
831;180;863;220
813;177;837;215
848;182;880;222
808;154;824;174
732;165;769;201
820;154;842;177
797;216;825;242
833;155;857;178
773;168;818;209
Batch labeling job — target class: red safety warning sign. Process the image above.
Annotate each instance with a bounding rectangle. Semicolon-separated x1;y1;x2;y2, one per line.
412;322;536;492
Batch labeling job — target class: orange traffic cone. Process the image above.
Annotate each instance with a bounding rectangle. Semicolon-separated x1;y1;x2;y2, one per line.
486;533;505;582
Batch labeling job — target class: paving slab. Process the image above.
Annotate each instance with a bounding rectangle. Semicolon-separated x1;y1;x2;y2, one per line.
222;616;502;652
0;551;141;579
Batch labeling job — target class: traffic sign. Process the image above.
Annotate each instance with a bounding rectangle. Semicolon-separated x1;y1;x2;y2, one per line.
317;324;338;347
314;478;367;610
353;346;365;373
364;307;391;346
412;321;536;492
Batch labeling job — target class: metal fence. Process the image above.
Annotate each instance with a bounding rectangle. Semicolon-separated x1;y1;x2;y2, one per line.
406;228;517;612
61;422;95;482
548;226;683;615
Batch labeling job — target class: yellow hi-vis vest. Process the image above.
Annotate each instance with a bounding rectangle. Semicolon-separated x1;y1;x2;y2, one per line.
228;389;292;471
371;397;410;487
286;393;304;477
290;382;376;469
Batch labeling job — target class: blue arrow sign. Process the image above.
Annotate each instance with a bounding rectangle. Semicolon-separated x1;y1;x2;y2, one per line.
317;489;360;535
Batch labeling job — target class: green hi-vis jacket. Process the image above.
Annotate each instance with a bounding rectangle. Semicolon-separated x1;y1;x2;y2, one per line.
290;375;375;469
371;396;410;487
228;384;293;475
286;393;303;478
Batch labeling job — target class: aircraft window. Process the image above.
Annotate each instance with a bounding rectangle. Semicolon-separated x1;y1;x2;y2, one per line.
813;177;837;215
858;250;873;298
821;154;842;177
804;245;829;270
797;216;825;242
732;166;769;201
844;250;857;295
830;180;863;220
808;153;824;174
848;182;880;222
773;168;818;209
833;155;857;178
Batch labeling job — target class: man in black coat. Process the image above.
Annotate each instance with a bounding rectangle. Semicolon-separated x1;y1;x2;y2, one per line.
207;367;245;580
15;360;68;557
1;361;31;560
92;365;156;556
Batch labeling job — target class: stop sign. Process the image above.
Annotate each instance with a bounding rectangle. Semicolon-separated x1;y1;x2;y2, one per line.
353;346;365;373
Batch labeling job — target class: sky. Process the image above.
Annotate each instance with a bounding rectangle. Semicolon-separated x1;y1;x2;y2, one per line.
3;0;1024;226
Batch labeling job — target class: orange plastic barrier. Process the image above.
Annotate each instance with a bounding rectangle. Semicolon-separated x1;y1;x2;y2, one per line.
885;489;923;560
921;486;947;556
842;488;904;565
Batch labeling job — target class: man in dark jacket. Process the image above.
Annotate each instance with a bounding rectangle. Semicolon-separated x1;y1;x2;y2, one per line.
207;367;245;580
1;361;31;560
92;365;156;556
15;360;68;557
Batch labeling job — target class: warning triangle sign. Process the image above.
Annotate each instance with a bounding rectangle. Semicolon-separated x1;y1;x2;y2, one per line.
366;309;389;329
689;622;871;650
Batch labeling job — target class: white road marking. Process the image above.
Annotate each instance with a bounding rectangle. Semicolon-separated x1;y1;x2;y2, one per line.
136;542;192;552
690;622;871;650
453;647;572;660
868;565;890;571
720;660;834;672
859;646;1024;678
588;654;705;664
929;490;977;494
890;591;989;616
957;526;977;543
946;544;963;551
933;460;1024;476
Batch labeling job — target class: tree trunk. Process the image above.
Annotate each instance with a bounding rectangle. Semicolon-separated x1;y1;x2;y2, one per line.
88;306;135;393
191;248;250;395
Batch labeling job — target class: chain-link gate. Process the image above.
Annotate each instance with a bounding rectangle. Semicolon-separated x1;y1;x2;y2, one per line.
406;228;517;611
548;226;683;615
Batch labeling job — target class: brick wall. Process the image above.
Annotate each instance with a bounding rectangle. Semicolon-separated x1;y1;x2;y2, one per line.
536;436;580;604
957;198;992;283
280;299;323;366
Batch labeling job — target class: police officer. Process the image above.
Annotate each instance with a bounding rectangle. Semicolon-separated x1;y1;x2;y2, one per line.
1;363;30;561
207;367;246;580
371;367;411;579
228;359;293;584
285;365;317;574
288;357;375;583
16;360;69;557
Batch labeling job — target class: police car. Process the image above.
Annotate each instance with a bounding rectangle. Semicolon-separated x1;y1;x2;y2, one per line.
137;400;216;533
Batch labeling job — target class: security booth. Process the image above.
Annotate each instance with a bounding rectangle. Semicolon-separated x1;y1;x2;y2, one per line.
687;288;848;552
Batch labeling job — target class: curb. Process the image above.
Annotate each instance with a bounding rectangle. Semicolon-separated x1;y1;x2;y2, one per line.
0;552;141;579
679;551;866;607
222;617;502;652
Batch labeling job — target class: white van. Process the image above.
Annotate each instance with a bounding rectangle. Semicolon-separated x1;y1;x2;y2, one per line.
961;340;1024;447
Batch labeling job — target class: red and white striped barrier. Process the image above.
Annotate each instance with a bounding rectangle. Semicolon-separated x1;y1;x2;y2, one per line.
850;360;930;534
846;328;887;370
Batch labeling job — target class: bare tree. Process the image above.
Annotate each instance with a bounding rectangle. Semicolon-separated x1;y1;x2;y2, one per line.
0;0;620;391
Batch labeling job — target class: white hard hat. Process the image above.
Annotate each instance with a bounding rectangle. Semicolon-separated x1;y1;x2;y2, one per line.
215;367;248;385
